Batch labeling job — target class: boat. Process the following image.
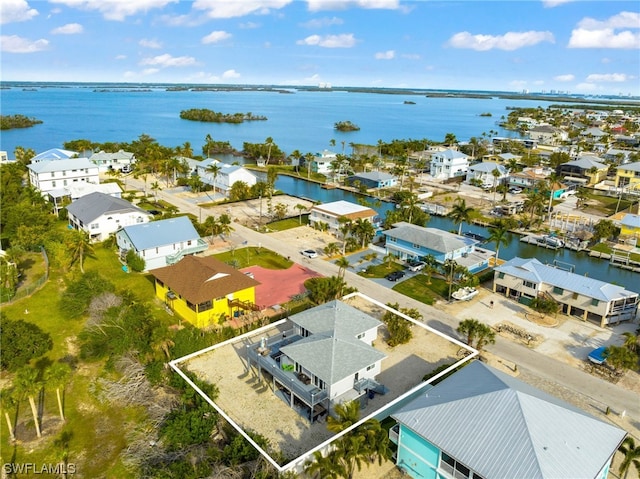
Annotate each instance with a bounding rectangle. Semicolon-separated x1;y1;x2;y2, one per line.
452;287;479;301
321;183;337;189
538;235;565;248
463;231;488;243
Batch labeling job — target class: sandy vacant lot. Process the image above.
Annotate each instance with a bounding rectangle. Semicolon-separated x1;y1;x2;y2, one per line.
182;295;463;464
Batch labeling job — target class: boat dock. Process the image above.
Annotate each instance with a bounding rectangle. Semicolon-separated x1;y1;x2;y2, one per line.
520;234;564;250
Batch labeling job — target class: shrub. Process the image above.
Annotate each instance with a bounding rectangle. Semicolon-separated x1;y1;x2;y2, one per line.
0;316;53;371
125;249;145;272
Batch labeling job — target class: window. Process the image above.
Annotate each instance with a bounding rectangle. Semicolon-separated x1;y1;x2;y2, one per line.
523;280;537;289
553;286;564;295
366;364;375;371
440;452;470;479
498;272;505;279
572;292;579;299
591;298;599;306
51;172;55;178
357;333;365;340
52;181;57;187
91;223;99;230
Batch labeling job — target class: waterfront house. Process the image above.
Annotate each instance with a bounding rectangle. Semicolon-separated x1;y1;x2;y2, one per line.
506;167;551;191
493;257;638;327
30;148;78;163
528;125;568;145
151;255;260;328
115;216;207;271
556;155;608;186
310;149;337;175
89;150;135;172
615;161;640;190
309;200;379;233
603;148;633;164
383;222;494;273
390;360;626;479
66;192;152;242
347;171;397;189
195;158;257;195
618;213;640;240
28;158;100;195
429;149;470;180
465;161;508;187
246;300;386;422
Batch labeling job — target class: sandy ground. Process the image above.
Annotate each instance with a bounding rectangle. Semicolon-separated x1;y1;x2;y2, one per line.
182;295;464;465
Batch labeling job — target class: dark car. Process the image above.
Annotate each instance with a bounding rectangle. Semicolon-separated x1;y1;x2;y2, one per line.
385;271;406;282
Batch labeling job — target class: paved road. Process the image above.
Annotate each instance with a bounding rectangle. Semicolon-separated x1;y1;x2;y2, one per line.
123;175;640;430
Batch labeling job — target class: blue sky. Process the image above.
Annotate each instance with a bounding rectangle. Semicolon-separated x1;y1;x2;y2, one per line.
1;0;639;95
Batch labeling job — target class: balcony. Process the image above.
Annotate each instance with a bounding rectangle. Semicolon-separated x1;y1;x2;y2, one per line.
166;238;208;264
389;423;399;444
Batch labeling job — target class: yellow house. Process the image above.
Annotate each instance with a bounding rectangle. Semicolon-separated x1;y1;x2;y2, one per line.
615;162;640;190
151;255;260;328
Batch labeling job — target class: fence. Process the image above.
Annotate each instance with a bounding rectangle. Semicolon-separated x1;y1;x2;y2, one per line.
2;247;49;304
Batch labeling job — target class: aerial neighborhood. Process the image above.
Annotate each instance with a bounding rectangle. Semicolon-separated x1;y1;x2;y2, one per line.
2;101;640;479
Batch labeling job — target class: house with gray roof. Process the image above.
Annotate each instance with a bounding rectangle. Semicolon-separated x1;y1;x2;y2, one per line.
390;361;626;479
383;222;494;274
89;150;135;172
528;125;568;145
429;149;470;180
246;300;386;422
115;216;207;271
347;171;397;189
30;148;78;163
67;192;152;242
194;158;258;196
494;257;638;327
28;158;100;195
556;155;608;186
465;161;508;186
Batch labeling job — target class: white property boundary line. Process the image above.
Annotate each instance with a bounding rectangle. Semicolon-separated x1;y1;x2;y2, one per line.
169;292;478;474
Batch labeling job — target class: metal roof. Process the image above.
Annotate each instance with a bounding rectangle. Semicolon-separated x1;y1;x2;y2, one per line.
350;171;396;181
384;222;477;253
119;216;201;250
31;148;77;162
28;157;95;173
311;200;376;217
281;301;385;385
66;192;149;224
392;361;626;479
495;257;637;301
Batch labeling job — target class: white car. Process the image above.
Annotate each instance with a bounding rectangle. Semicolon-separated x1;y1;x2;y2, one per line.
300;249;318;258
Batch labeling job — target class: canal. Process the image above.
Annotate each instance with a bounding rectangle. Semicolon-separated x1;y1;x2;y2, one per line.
274;174;640;292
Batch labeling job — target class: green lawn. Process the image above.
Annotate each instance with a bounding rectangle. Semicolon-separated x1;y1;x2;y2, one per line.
359;261;405;278
266;214;309;231
391;275;450;305
213;246;293;269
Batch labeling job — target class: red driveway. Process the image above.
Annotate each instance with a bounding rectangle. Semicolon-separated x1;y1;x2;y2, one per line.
241;264;321;308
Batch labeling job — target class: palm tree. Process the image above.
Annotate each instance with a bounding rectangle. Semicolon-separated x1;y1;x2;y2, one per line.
448;198;473;235
1;388;17;442
295;204;307;225
264;137;274;165
475;323;496;351
352;218;376;248
383;252;396;270
491;168;501;203
206;162;221;195
423;254;438;285
328;400;360;433
14;366;43;438
66;230;94;273
618;436;640;479
604;345;639;374
457;318;481;346
150;180;161;201
488;222;509;263
324;242;341;258
336;256;350;281
45;363;71;421
305;450;341;479
443;258;458;301
621;332;639;353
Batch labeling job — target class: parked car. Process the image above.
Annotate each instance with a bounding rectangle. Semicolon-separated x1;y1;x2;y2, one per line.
588;346;607;365
385;270;406;282
300;249;318;258
509;187;523;194
407;260;426;272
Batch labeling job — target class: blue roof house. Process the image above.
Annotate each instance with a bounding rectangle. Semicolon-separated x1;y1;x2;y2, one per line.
115;216;207;271
383;222;494;274
347;171;397;189
390;361;626;479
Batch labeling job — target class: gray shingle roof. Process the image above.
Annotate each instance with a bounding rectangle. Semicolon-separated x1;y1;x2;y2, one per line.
392;361;626;479
385;222;476;252
280;301;385;385
495;257;637;301
119;216;201;250
66;192;149;223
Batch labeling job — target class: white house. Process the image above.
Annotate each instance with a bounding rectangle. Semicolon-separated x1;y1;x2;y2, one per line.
195;159;258;196
466;161;509;186
28;158;99;194
309;200;379;233
66;192;152;242
310;149;337;174
429;149;470;180
528;125;568;145
89;150;135;172
30;148;78;163
246;300;386;422
115;216;208;271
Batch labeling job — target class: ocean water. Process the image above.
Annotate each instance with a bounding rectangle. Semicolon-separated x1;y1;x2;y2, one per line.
0;84;553;158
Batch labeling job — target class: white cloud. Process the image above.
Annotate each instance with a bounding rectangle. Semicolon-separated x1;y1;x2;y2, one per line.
569;12;640;49
222;69;241;79
142;68;160;75
240;21;260;29
401;53;421;60
139;38;162;49
115;54;127;60
297;33;356;48
202;30;232;44
509;80;528;89
0;34;48;52
48;0;178;21
306;0;400;11
0;0;38;24
447;30;555;51
542;0;574;7
586;73;631;82
51;23;83;34
193;0;292;19
140;53;198;67
301;16;343;28
575;82;598;92
554;74;575;82
568;28;640;49
375;50;395;60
